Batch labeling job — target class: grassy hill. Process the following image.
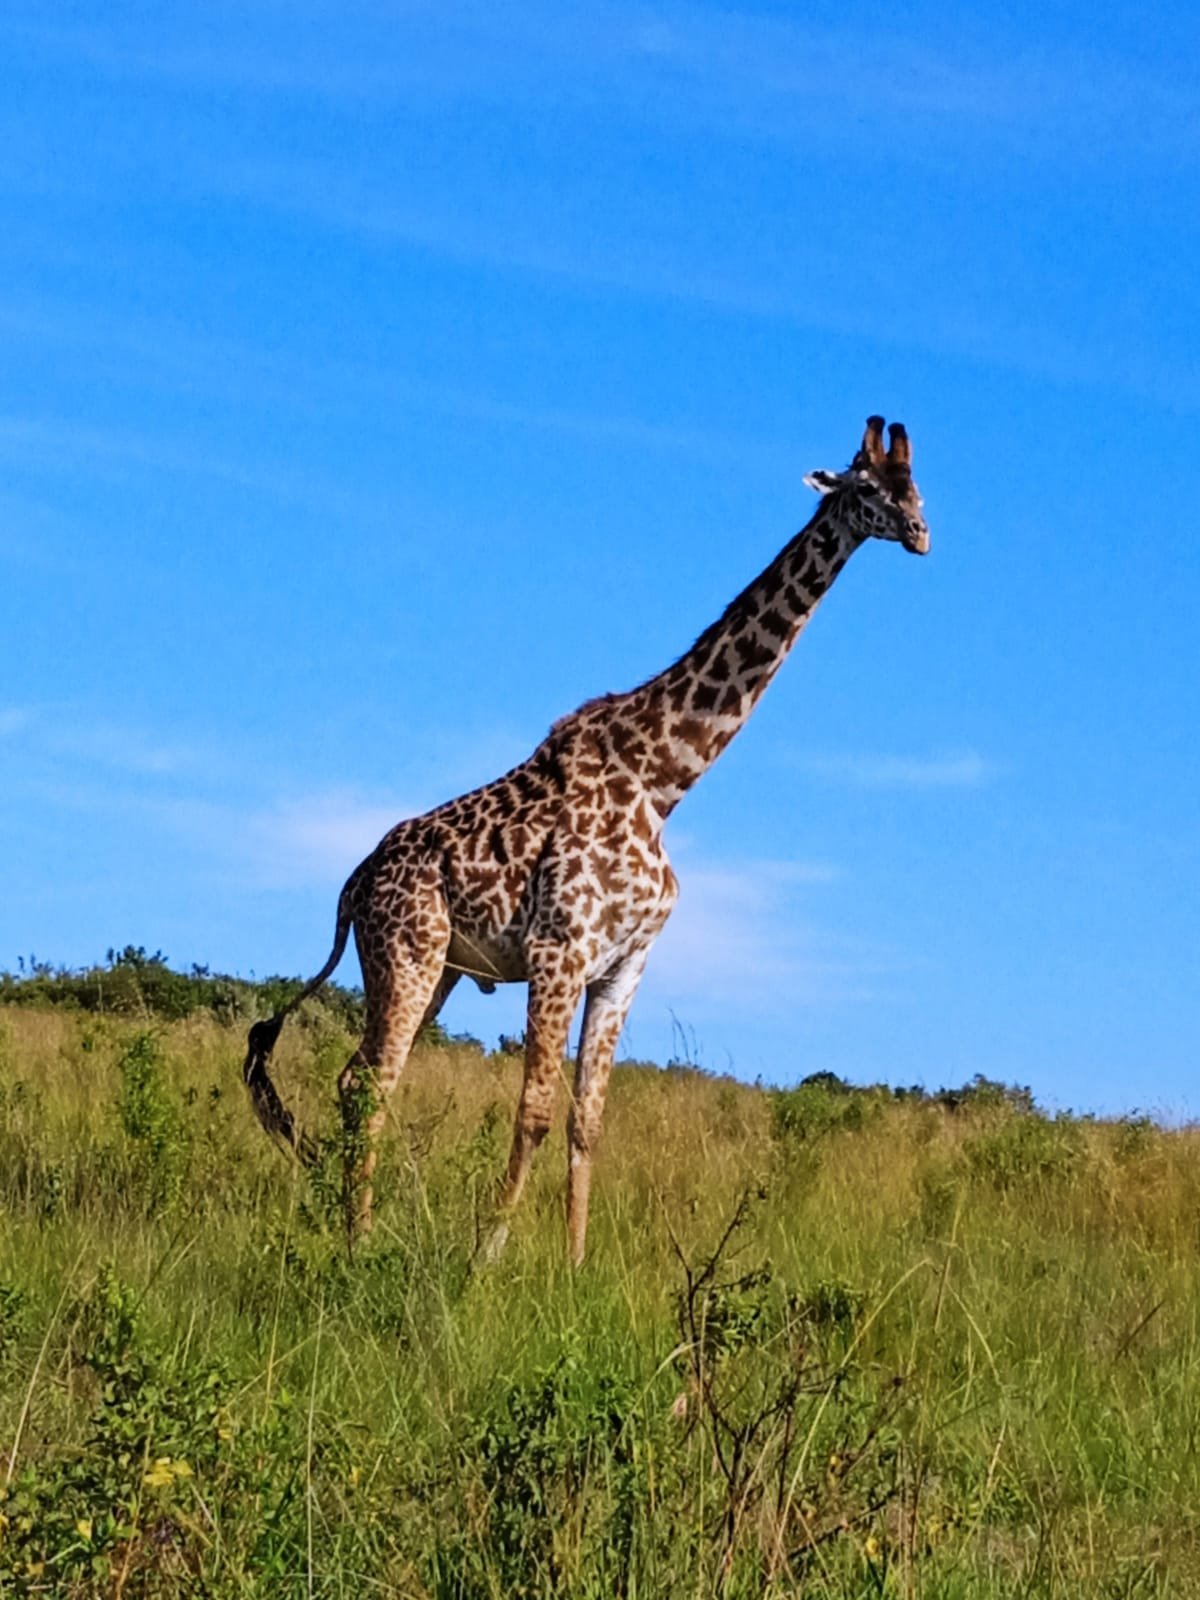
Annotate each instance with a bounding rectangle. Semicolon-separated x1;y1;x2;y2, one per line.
0;962;1197;1595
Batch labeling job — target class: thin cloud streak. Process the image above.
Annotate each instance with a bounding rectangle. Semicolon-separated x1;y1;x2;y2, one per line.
800;751;996;789
8;777;416;891
0;413;398;525
197;161;1200;407
45;722;211;779
5;18;1196;404
243;792;413;885
0;306;783;469
10;4;1198;161
644;855;889;1017
2;707;230;783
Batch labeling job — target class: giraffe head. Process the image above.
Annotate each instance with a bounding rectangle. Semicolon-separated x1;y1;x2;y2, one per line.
804;416;930;555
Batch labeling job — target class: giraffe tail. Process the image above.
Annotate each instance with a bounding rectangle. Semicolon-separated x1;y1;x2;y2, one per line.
242;877;356;1168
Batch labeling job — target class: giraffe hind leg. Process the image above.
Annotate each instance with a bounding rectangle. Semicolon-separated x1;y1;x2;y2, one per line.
418;968;461;1034
340;881;450;1246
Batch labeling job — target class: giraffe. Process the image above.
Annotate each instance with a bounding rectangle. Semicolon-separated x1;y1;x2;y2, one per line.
243;415;930;1265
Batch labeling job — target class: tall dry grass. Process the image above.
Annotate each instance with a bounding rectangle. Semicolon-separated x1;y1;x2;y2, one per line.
1;1003;1198;1595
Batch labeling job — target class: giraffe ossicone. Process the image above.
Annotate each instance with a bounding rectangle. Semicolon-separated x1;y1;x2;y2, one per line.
243;415;930;1265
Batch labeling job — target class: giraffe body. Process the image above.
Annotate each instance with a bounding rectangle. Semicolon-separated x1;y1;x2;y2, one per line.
244;416;930;1264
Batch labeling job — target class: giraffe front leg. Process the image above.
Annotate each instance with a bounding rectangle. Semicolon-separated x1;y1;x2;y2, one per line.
481;947;585;1263
567;946;650;1267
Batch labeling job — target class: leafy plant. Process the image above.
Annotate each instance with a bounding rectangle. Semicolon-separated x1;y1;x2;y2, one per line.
666;1191;908;1592
115;1032;190;1211
965;1110;1085;1190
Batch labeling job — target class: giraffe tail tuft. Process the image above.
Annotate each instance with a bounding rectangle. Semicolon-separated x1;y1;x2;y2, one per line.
242;874;358;1168
243;1015;320;1166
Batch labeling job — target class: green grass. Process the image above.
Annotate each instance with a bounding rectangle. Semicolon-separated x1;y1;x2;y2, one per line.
1;1001;1198;1596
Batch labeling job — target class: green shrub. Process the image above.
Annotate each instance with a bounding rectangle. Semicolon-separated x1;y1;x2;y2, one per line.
0;1265;306;1593
964;1110;1085;1190
439;1347;645;1596
0;950;366;1033
115;1033;189;1211
770;1080;874;1143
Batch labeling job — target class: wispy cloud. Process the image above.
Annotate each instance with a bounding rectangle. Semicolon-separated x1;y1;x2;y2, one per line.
800;751;996;789
1;702;531;861
7;772;417;892
11;4;1197;161
620;7;1199;159
46;721;212;779
0;413;399;525
181;158;1200;408
240;791;416;885
644;855;887;1016
2;706;222;780
4;724;418;885
0;305;781;475
6;16;1198;404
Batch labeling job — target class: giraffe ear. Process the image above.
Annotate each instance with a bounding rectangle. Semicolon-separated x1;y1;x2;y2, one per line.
804;468;843;496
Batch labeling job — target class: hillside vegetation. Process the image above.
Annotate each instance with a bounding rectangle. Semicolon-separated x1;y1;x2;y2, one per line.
0;960;1197;1596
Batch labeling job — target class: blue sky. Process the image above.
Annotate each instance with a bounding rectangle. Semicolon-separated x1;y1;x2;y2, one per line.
2;1;1197;1114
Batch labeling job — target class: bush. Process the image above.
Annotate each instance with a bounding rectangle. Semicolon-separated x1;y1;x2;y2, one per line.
0;1265;305;1593
115;1032;190;1212
770;1080;876;1144
964;1111;1085;1190
0;949;366;1034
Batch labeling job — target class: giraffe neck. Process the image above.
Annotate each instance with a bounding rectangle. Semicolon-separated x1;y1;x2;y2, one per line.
607;500;862;816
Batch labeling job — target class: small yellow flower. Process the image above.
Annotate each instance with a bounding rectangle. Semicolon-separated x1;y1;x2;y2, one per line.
143;1458;176;1489
172;1460;193;1479
76;1518;94;1542
864;1534;881;1560
347;1465;361;1490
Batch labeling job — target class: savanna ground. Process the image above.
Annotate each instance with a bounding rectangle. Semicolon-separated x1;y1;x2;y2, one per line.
1;955;1198;1597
